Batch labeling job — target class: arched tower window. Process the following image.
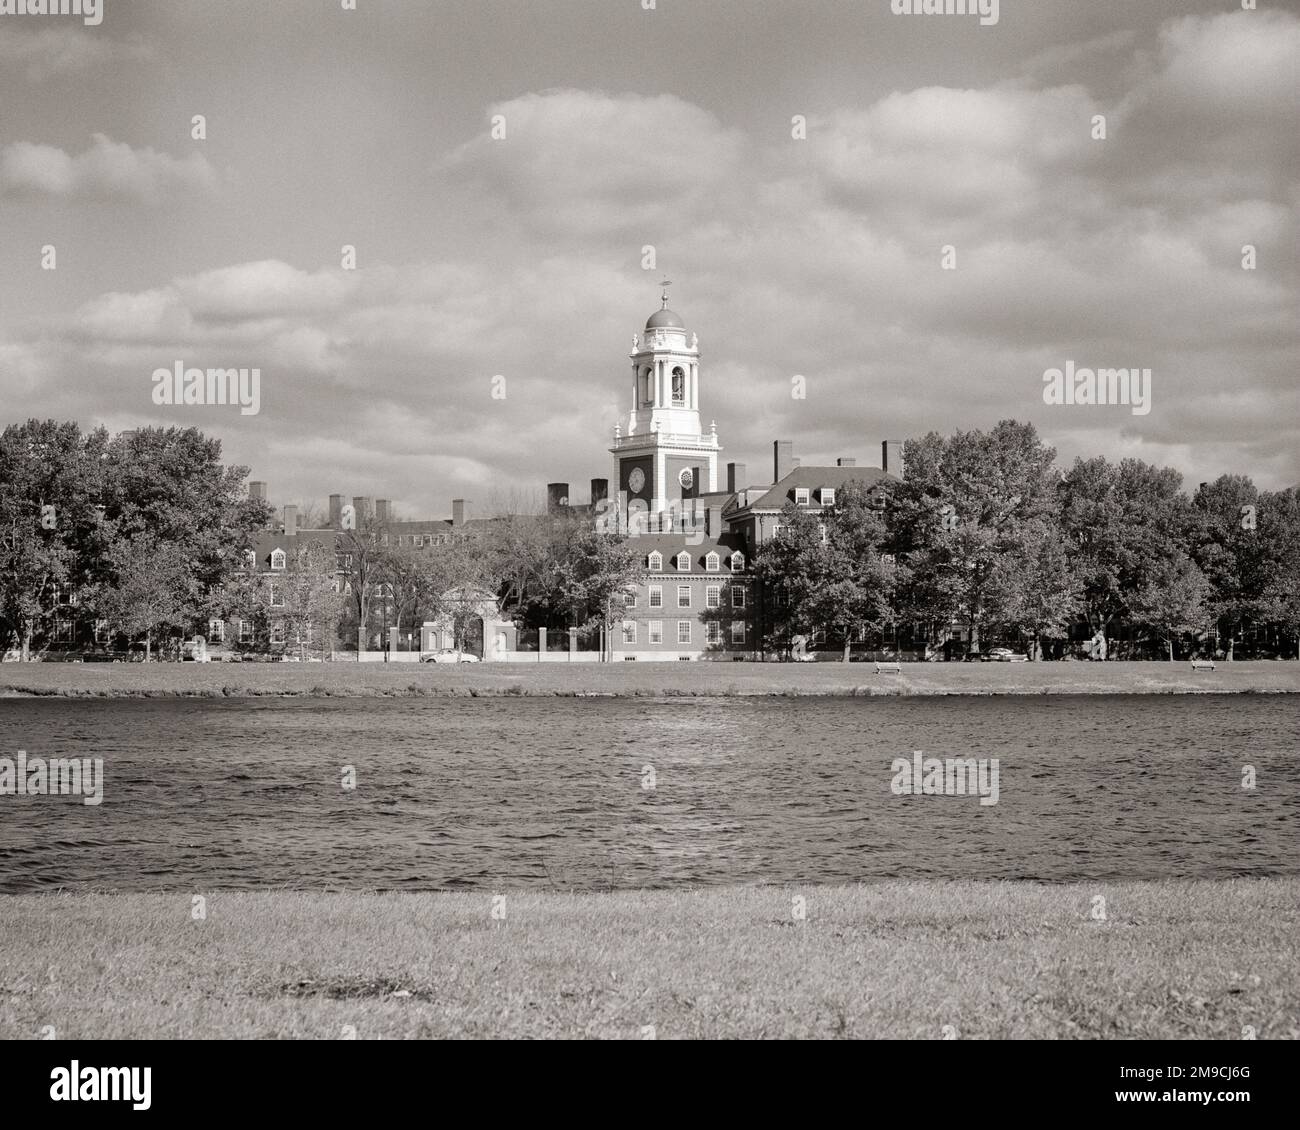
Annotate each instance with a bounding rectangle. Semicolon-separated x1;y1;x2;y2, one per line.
639;367;652;406
671;366;685;405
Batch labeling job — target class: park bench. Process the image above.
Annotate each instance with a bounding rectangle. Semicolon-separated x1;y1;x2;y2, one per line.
874;660;902;674
1190;659;1216;672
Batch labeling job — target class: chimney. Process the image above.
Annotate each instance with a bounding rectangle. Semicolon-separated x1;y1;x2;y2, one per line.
882;440;905;480
452;498;467;527
706;505;724;537
773;440;794;483
352;496;371;522
249;480;267;502
329;494;343;529
547;482;570;513
283;505;297;538
590;478;609;505
727;462;746;493
375;499;390;522
836;457;856;467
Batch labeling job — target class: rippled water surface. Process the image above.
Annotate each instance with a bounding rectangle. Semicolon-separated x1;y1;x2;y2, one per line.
0;695;1296;891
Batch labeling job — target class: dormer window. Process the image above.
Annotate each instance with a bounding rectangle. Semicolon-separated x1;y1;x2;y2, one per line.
270;548;286;571
794;488;810;505
648;551;662;572
243;549;256;571
820;488;836;506
675;551;691;571
705;552;719;572
730;551;745;572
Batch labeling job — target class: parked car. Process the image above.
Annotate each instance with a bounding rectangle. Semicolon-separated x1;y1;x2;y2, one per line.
421;649;480;664
983;647;1029;662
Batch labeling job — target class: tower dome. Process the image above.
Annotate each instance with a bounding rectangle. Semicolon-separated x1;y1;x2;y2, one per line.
646;307;685;330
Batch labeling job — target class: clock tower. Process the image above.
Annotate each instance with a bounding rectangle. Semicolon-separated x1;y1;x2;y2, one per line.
611;285;720;516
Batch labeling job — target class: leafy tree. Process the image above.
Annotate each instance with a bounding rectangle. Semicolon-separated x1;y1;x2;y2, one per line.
97;535;199;660
275;539;346;659
1258;487;1300;658
1190;476;1271;659
1128;552;1211;661
989;517;1083;659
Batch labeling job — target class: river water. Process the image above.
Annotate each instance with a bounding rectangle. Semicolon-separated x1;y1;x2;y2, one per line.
0;695;1295;891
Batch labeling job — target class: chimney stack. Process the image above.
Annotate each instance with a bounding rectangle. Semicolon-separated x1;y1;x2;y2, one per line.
249;480;267;502
727;462;746;493
352;496;371;523
773;441;794;483
452;498;467;527
836;457;856;467
547;482;570;514
283;505;297;538
329;494;343;529
706;505;724;537
375;499;390;522
882;440;905;480
590;478;609;506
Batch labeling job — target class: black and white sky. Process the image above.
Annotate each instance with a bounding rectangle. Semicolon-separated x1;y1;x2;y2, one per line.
1;0;1296;515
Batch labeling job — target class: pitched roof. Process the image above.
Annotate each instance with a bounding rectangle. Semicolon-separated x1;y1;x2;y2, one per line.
737;465;893;512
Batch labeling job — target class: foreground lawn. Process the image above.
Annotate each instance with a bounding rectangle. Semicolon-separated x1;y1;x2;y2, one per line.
1;881;1295;1039
1;659;1296;698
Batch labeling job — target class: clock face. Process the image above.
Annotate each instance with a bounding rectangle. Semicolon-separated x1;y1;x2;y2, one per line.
678;468;694;489
628;468;646;493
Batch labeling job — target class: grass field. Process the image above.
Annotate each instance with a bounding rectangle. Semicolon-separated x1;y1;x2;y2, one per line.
1;881;1295;1039
1;659;1296;698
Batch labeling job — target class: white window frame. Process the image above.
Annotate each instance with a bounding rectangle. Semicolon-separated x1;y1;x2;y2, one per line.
243;549;257;571
706;585;721;609
270;548;286;571
208;619;224;642
705;552;719;572
623;590;637;609
239;619;253;643
820;488;836;506
622;620;637;645
648;552;662;572
675;551;691;571
730;551;745;572
706;621;722;645
648;620;663;644
794;487;810;505
648;585;663;609
93;619;110;644
677;620;692;644
731;620;747;644
270;621;285;645
269;582;284;608
732;585;746;609
677;585;691;609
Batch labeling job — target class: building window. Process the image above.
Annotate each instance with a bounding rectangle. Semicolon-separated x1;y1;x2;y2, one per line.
639;367;652;406
820;488;836;506
794;487;810;505
705;552;719;571
622;621;637;645
243;549;257;571
677;585;691;609
707;621;722;645
239;619;253;643
648;620;663;644
648;585;663;609
771;523;786;540
706;585;721;609
732;585;746;609
677;620;692;644
623;590;637;609
730;551;745;572
731;621;747;644
648;552;662;571
270;583;284;608
671;366;685;405
55;582;75;606
93;619;110;644
208;619;224;642
270;548;286;570
270;622;285;645
675;552;691;571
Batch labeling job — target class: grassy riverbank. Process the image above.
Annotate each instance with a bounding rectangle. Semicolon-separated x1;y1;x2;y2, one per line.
1;880;1294;1039
0;660;1296;698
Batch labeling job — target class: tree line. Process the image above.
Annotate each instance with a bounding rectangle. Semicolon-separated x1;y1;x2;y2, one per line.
756;421;1300;661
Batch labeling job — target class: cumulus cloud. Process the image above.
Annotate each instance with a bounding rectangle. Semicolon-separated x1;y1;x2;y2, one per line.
0;133;215;204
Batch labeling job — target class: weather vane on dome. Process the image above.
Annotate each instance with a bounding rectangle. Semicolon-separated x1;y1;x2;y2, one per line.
659;279;672;308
